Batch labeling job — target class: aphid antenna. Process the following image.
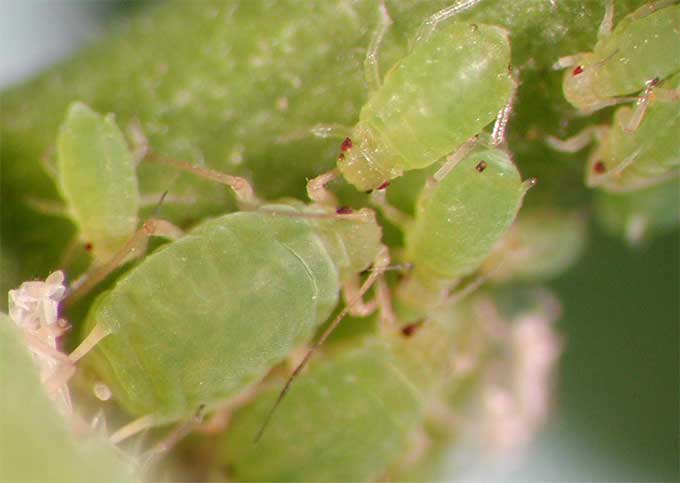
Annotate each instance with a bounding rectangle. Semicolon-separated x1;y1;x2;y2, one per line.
597;0;615;39
109;414;157;445
364;0;392;92
257;206;374;224
253;246;391;443
414;0;486;45
432;135;479;183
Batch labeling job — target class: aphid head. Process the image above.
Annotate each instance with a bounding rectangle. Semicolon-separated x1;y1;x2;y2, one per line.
562;53;601;112
336;123;402;192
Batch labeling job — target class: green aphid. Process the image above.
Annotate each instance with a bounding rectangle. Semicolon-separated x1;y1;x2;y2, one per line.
557;0;680;114
388;147;533;313
308;1;514;198
218;321;454;482
73;202;384;441
56;102;140;262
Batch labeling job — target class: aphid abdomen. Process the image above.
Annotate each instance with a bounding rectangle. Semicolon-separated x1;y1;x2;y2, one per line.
591;4;680;98
57;102;139;260
406;149;525;282
341;23;513;191
81;210;340;421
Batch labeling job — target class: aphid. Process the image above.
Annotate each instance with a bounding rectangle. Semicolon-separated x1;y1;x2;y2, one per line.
555;0;680;115
69;169;388;442
218;320;455;482
376;146;534;315
53;102;140;262
548;71;679;192
304;0;515;200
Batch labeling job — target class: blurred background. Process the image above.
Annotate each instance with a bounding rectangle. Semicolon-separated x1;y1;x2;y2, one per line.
1;2;677;481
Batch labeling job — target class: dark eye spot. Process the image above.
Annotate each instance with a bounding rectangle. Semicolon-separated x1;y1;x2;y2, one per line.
475;160;487;172
341;137;353;152
377;181;390;190
84;242;93;252
336;206;353;215
572;65;584;76
593;160;606;174
338;153;345;161
401;320;424;338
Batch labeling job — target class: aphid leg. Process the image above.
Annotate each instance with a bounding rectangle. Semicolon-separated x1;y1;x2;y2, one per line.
254;246;391;442
431;136;479;183
64;218;184;308
370;189;412;228
68;322;112;364
624;78;660;133
139;405;206;469
376;275;396;327
126;118;150;165
145;153;261;209
597;0;615;39
414;0;486;45
109;414;157;445
342;275;377;316
363;0;392;92
545;126;605;152
23;197;68;217
307;168;341;206
552;54;581;70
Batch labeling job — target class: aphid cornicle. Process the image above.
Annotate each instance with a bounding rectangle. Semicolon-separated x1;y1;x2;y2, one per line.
556;0;680;115
307;1;515;199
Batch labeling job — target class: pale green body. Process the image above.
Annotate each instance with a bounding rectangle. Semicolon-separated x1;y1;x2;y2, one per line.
57;103;139;261
399;149;526;309
82;207;381;422
564;3;680;111
339;23;513;190
588;72;680;191
219;323;453;482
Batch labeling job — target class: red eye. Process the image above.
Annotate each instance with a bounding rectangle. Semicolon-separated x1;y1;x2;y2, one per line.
336;206;353;215
593;161;606;174
377;181;390;190
572;65;584;76
341;137;353;152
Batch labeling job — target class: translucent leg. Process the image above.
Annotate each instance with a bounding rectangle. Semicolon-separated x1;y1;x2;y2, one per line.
363;0;392;92
342;274;378;317
307;168;341;206
254;246;391;442
64;218;184;308
545;126;605;153
431;136;479;183
414;0;485;45
624;78;659;133
110;414;157;445
370;189;412;229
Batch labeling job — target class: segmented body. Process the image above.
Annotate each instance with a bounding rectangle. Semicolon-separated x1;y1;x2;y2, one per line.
339;23;514;191
563;3;680;112
81;206;381;423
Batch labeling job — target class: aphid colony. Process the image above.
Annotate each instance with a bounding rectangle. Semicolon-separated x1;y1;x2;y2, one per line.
8;0;639;480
